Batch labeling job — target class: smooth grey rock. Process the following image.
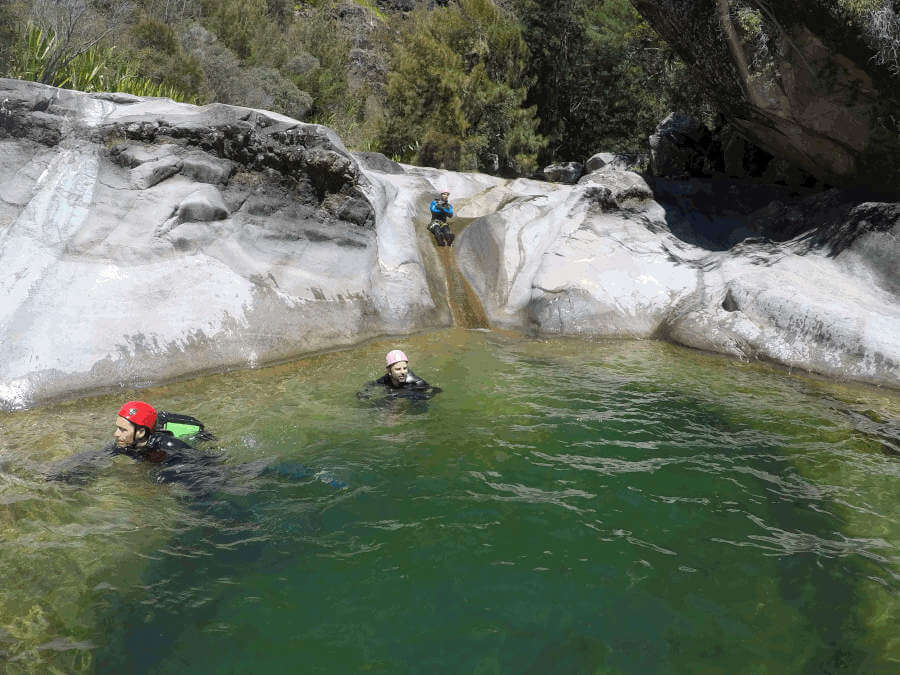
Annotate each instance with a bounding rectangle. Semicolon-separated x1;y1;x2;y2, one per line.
584;152;638;173
543;162;583;184
0;78;444;410
577;170;653;206
177;185;228;222
92;91;142;104
455;167;900;388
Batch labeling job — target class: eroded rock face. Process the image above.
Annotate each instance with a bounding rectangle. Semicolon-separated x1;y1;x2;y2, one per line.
1;78;896;407
454;168;899;388
0;78;447;409
630;1;900;196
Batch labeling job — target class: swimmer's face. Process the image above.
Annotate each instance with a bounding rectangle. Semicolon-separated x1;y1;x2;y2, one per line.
388;360;408;386
114;415;148;448
114;415;137;447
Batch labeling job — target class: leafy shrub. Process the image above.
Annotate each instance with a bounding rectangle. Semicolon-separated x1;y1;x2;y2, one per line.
9;23;195;101
378;0;544;173
179;23;311;118
515;0;711;163
132;16;179;53
243;65;314;119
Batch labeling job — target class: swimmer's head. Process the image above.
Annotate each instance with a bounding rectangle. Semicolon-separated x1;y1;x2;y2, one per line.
115;400;156;448
385;350;409;385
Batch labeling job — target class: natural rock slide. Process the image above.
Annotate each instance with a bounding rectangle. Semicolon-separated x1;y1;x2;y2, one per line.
0;79;897;410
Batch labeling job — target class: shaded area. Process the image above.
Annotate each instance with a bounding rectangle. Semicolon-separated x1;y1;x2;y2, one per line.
646;176;809;250
647;177;899;259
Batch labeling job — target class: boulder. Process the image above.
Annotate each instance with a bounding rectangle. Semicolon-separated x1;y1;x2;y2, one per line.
129;155;182;189
353;151;405;175
115;143;178;168
649;113;711;178
180;152;235;184
584;152;639;173
543;162;583;184
177;185;229;222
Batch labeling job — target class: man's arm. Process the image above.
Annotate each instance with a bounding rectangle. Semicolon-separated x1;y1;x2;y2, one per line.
44;444;118;484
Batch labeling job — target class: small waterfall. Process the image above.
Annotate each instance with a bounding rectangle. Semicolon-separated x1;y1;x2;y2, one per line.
420;215;490;329
435;241;490;329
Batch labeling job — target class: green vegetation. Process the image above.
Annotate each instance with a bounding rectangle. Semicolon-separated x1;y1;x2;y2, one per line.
0;0;712;173
9;23;195;101
837;0;883;14
378;0;544;173
514;0;711;163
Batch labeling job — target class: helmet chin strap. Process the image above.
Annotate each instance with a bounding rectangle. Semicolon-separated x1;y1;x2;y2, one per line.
125;426;149;450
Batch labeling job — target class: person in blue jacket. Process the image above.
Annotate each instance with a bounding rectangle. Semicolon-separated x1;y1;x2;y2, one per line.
428;190;454;246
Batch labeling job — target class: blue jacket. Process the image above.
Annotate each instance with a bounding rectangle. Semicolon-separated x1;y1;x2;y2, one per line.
430;199;453;222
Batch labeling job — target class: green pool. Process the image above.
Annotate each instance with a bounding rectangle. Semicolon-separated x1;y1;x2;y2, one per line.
1;329;897;673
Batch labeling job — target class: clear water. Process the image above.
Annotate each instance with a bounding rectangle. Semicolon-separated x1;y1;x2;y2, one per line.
1;329;898;673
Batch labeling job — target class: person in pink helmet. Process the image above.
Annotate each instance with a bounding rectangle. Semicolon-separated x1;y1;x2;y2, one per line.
359;349;441;401
377;349;428;389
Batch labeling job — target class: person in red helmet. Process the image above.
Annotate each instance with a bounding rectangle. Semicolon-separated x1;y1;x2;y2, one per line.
47;400;203;485
113;400;193;462
47;401;349;492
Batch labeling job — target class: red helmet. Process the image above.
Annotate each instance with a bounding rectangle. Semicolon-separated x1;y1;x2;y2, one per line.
118;401;157;430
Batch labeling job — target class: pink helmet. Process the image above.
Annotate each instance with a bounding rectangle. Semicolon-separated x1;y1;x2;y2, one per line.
385;349;408;368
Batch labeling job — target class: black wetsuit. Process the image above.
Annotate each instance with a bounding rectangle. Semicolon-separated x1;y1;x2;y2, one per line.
358;369;442;402
375;369;429;390
46;432;218;490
